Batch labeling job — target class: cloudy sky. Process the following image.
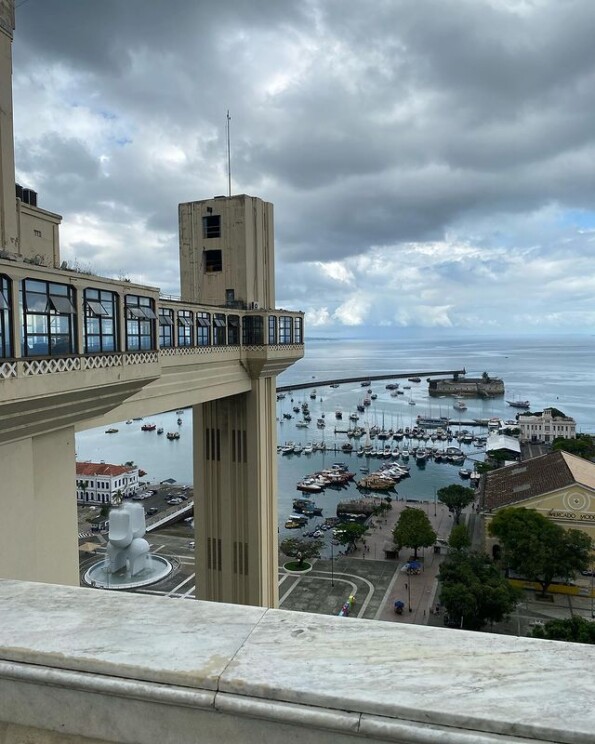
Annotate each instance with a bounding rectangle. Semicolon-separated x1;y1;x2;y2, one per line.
11;0;595;337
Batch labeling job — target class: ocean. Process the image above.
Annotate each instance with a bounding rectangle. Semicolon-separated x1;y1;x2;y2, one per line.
76;334;595;547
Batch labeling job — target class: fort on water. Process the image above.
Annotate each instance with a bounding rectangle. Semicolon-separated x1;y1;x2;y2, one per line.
429;372;504;398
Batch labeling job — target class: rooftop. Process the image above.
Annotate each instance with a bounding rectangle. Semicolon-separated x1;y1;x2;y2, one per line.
76;462;136;478
482;450;595;511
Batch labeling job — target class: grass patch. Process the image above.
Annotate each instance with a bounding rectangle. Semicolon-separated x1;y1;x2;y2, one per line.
284;561;312;572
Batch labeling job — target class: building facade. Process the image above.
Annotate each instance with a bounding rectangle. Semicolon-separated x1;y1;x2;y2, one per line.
481;450;595;556
75;462;139;504
517;407;576;443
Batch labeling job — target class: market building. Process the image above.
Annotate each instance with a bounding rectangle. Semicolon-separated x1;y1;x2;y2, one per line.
480;450;595;556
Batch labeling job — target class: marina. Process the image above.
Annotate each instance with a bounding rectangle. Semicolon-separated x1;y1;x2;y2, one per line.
76;335;595;556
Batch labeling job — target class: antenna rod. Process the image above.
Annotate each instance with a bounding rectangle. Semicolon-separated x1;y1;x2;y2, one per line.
226;110;232;197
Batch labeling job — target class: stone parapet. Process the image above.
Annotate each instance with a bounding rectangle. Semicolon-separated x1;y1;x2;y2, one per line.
0;579;593;744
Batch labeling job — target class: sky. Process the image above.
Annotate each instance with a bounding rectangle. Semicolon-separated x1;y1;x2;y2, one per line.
10;0;595;337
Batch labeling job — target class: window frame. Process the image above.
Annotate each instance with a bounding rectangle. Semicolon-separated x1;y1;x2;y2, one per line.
21;278;77;357
0;274;13;359
177;310;193;347
158;308;174;349
84;288;118;354
125;294;156;351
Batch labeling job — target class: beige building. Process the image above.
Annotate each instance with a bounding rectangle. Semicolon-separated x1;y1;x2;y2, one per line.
517;407;576;443
481;450;595;556
0;0;303;608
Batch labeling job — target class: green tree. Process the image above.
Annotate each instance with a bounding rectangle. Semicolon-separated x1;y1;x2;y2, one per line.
439;551;520;630
279;537;324;569
530;616;595;644
334;522;369;551
448;524;471;551
552;434;595;460
393;508;437;559
77;480;89;501
489;507;592;596
437;484;475;525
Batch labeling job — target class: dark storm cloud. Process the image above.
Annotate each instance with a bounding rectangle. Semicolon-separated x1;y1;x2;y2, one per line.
10;0;595;331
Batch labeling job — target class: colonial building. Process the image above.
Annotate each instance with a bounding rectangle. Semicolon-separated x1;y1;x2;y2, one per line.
75;462;139;504
517;407;576;443
480;450;595;556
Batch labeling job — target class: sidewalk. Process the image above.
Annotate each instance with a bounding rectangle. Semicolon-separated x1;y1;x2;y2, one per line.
347;498;455;625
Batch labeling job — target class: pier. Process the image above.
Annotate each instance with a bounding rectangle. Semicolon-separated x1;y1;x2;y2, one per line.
276;369;466;393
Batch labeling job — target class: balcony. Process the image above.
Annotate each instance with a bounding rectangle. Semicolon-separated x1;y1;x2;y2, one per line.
0;578;592;744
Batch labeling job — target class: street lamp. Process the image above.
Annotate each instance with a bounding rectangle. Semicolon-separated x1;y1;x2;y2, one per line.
331;539;334;587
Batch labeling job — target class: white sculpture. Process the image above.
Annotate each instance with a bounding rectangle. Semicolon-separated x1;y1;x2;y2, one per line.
106;502;150;577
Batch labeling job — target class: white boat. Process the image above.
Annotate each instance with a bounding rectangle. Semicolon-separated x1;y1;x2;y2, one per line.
453;400;467;411
296;420;309;428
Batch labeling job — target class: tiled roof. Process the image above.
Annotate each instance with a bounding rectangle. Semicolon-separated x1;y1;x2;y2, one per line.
481;450;595;511
76;462;136;478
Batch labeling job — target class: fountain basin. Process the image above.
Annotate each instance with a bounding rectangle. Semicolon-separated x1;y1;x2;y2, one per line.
84;555;173;590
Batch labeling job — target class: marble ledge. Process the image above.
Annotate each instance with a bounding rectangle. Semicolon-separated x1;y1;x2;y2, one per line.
1;579;594;744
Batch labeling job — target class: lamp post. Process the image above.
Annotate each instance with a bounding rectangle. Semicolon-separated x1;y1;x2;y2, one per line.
330;539;334;587
407;568;412;613
591;563;594;619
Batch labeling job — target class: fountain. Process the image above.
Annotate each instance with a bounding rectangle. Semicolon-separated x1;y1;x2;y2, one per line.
84;499;173;590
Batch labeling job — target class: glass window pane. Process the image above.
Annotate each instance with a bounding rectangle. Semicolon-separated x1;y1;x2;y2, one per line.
50;295;76;314
26;292;48;312
86;300;109;317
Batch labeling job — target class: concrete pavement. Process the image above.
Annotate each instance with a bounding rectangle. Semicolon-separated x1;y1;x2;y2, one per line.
278;497;463;624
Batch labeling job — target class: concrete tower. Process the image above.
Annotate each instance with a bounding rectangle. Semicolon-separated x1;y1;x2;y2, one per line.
0;0;17;254
179;194;274;310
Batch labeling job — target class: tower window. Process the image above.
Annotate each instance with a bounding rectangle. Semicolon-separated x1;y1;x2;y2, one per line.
205;250;222;272
202;215;221;238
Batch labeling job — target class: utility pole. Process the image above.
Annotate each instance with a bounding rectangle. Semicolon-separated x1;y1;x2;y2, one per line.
226;110;232;197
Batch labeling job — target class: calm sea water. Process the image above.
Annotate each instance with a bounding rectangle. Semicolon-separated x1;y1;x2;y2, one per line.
76;334;595;546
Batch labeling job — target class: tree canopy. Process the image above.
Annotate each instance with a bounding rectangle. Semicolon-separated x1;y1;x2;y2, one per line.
279;537;324;569
552;433;595;460
530;616;595;644
439;551;520;630
334;522;368;550
392;507;436;559
448;524;471;551
437;484;475;524
488;507;592;595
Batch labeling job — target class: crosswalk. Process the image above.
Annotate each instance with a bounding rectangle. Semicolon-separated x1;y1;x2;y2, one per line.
78;531;93;539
